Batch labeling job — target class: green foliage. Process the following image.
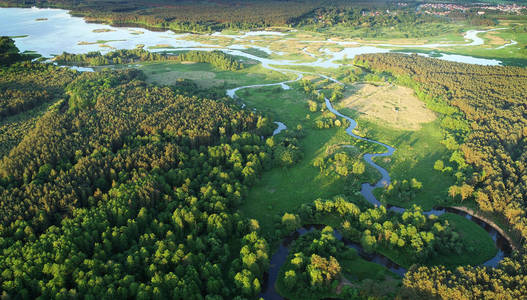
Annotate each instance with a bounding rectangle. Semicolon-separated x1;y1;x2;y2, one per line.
282;213;301;232
313;149;371;181
56;49;244;71
381;178;423;203
356;52;527;300
271;134;304;168
0;61;76;119
0;36;24;66
300;197;471;266
276;228;348;299
0;61;277;298
293;6;456;39
356;53;527;235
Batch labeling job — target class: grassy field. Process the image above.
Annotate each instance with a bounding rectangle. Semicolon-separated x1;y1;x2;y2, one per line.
236;84;384;232
138;61;292;88
340;253;400;281
444;26;527;66
428;213;498;267
387;21;527;66
336;103;455;211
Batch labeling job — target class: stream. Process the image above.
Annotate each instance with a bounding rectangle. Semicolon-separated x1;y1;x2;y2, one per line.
227;68;512;300
228;74;512;300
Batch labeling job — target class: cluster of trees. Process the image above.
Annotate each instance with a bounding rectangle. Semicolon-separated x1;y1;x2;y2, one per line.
294;7;441;28
55;49;244;71
313;149;365;178
301;79;344;103
276;227;358;299
301;80;348;130
0;61;76;119
297;197;465;262
401;250;527;299
354;53;527;299
266;133;304;168
0;36;26;66
0;55;298;297
314;117;343;129
381;178;423;203
0;39;78;156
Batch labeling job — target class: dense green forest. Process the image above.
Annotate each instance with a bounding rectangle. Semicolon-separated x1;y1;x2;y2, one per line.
0;0;322;32
0;38;282;298
355;53;527;299
0;37;69;157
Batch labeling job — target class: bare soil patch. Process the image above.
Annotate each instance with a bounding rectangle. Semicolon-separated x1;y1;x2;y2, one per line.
340;83;436;130
484;32;507;46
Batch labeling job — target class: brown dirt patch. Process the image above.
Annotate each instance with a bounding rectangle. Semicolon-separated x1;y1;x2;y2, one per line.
340;83;436;130
484;32;507;46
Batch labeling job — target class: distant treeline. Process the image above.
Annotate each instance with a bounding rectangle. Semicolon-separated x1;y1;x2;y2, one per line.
0;0;321;32
0;0;497;34
54;49;244;70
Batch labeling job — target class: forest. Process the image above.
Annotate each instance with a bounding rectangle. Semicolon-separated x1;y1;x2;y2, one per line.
0;39;282;298
354;53;527;299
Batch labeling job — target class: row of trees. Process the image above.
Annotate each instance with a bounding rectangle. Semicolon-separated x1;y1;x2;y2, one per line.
55;49;244;71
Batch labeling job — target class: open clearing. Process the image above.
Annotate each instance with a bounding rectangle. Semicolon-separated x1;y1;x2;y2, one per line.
340;83;436;130
146;70;221;88
140;61;292;89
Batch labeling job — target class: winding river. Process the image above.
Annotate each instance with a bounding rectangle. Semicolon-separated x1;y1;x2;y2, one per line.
226;64;512;300
0;7;514;299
